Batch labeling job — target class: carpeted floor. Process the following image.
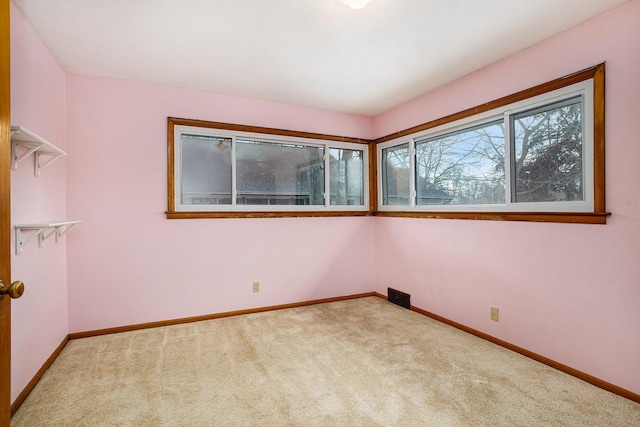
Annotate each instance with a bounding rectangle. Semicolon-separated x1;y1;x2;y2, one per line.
11;297;640;426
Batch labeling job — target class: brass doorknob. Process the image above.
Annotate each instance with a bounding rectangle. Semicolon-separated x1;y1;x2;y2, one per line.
0;280;25;299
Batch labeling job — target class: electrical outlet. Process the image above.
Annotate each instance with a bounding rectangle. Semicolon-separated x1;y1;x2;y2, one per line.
253;281;260;293
490;306;499;321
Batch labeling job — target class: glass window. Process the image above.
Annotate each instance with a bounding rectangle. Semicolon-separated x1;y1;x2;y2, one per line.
511;96;583;203
382;143;410;205
236;140;325;206
378;75;599;219
170;65;604;223
169;120;368;215
181;134;232;205
330;148;364;206
415;121;505;206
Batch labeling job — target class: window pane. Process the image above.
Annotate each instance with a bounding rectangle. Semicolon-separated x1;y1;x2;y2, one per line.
181;134;232;205
511;96;583;203
415;121;505;205
236;140;325;206
382;144;410;205
330;148;364;206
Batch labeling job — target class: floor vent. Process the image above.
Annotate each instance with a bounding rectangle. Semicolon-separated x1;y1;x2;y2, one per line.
387;287;411;309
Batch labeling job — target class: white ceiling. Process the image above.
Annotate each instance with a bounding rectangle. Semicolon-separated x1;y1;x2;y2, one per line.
12;0;630;116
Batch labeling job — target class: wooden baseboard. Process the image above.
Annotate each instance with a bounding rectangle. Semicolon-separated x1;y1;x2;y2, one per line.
69;292;376;339
11;334;69;416
17;291;636;419
13;293;374;416
374;292;640;404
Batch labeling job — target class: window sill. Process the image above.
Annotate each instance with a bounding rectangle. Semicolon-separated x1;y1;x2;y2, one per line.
373;211;611;224
166;211;373;219
166;210;609;223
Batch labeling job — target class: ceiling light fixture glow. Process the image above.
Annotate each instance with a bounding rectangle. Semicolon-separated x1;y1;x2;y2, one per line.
340;0;373;9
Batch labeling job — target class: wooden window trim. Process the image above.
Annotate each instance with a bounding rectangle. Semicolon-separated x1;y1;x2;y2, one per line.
166;211;373;219
373;63;608;225
167;64;607;224
166;118;372;218
373;211;609;224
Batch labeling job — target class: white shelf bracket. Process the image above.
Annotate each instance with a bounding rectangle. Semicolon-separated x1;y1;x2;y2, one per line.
11;138;40;169
54;222;80;243
35;152;61;176
39;227;58;248
10;126;67;176
14;227;46;255
14;221;82;255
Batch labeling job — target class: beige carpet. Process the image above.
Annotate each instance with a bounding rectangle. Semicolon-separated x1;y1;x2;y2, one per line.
11;297;640;426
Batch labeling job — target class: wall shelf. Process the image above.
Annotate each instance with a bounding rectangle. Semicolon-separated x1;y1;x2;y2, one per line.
14;221;82;255
11;125;67;176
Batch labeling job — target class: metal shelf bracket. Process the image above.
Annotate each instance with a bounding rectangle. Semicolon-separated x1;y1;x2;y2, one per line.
14;221;82;255
10;125;67;176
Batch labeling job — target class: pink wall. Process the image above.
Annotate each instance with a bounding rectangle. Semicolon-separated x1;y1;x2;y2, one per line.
10;0;640;405
64;75;376;333
10;3;69;402
373;0;640;394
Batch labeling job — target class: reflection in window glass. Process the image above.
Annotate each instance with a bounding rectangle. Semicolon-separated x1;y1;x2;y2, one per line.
382;144;410;205
181;135;232;205
415;121;505;205
236;140;325;205
511;96;583;203
330;148;363;206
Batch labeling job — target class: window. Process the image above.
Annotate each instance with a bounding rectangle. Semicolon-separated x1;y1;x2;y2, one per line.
414;120;505;206
168;119;369;217
329;148;364;206
376;64;606;224
168;65;605;224
510;97;583;204
381;143;410;205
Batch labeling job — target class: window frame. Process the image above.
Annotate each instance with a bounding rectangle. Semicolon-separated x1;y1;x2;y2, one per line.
378;81;593;213
167;118;371;218
373;63;608;224
167;64;607;224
